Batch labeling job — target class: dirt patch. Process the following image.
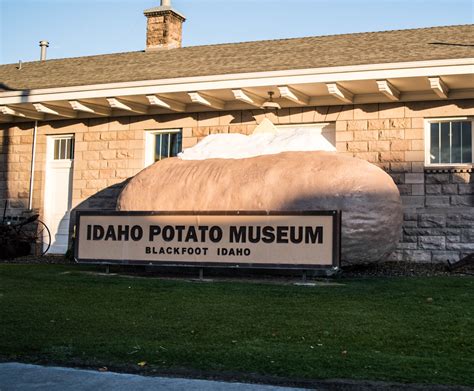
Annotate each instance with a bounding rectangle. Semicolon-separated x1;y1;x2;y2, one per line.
340;260;474;278
0;255;73;265
0;256;472;279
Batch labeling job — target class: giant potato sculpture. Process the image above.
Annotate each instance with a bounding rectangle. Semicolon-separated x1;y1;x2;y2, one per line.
117;151;403;264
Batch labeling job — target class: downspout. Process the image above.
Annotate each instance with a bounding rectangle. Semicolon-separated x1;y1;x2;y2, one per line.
29;42;46;210
28;120;38;210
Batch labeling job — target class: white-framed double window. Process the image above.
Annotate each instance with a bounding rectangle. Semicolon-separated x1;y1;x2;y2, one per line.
145;129;182;166
425;118;473;166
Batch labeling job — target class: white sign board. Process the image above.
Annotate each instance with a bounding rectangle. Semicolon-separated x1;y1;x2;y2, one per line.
75;211;341;269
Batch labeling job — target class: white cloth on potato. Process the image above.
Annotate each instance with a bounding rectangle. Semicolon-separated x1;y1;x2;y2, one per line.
178;125;336;160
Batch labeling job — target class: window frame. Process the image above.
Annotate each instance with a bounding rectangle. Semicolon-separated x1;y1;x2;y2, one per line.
47;134;75;162
144;128;182;167
424;117;473;167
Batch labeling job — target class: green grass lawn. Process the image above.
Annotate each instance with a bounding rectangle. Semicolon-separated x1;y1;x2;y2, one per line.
0;264;473;386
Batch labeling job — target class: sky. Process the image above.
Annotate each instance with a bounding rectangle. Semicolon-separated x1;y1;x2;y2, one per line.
0;0;473;65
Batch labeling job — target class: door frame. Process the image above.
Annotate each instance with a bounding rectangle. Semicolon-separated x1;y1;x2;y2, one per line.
43;134;75;254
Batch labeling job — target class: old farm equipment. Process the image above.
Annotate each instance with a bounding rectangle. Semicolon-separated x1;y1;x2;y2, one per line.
0;204;51;259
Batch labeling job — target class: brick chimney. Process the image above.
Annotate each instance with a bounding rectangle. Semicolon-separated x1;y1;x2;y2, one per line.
144;0;186;51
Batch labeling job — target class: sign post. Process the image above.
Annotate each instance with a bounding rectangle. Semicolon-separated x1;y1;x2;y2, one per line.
75;211;341;270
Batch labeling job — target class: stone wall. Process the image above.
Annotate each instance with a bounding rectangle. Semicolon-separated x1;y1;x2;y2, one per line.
0;99;473;261
327;100;474;262
0;122;35;220
399;170;474;262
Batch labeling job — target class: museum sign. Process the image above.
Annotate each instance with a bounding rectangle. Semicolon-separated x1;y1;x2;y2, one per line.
75;211;341;269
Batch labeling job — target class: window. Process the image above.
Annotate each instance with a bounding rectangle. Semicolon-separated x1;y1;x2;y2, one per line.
426;119;473;165
53;136;74;160
145;129;182;166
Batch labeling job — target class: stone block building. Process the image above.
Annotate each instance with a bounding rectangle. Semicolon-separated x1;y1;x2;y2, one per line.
0;1;473;260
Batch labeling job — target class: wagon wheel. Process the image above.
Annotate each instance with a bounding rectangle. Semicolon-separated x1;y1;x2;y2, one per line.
34;220;51;256
17;219;52;256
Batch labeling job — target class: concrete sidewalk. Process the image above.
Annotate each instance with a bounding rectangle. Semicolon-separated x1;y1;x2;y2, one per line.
0;363;306;391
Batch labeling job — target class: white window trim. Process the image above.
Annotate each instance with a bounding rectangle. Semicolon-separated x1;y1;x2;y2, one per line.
145;129;182;167
46;134;75;163
424;117;474;167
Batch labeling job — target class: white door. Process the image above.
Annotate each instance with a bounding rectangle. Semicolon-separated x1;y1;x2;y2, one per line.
44;135;74;254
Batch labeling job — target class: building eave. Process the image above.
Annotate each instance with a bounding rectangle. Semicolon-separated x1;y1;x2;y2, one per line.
1;58;473;123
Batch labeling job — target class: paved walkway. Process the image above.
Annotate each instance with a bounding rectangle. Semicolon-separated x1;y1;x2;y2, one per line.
0;363;306;391
1;362;471;391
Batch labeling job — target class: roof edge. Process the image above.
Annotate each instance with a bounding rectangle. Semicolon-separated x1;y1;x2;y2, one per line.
1;57;472;103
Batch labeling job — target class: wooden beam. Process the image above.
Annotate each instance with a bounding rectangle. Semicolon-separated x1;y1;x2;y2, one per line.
107;98;148;114
376;80;400;101
188;92;225;110
146;95;186;112
69;100;111;116
326;83;354;104
428;77;449;99
0;105;44;120
278;86;309;106
231;89;266;107
33;103;76;118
